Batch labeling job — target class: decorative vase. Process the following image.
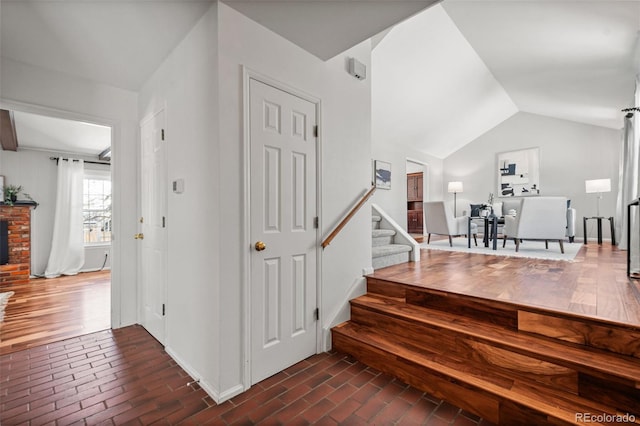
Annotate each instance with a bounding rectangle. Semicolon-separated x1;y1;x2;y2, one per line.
10;194;17;203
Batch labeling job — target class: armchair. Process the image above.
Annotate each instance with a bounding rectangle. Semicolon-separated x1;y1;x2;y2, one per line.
502;197;567;253
424;201;478;247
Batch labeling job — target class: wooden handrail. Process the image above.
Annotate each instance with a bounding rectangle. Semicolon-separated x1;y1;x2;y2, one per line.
322;185;377;249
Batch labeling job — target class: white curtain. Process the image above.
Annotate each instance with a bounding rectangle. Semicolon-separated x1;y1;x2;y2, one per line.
45;158;85;278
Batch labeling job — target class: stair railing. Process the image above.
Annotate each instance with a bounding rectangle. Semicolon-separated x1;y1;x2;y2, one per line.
321;185;377;249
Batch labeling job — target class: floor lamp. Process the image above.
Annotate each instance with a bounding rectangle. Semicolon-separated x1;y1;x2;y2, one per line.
585;178;611;217
448;181;463;217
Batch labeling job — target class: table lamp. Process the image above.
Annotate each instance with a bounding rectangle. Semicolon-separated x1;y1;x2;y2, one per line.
585;178;611;217
448;181;463;217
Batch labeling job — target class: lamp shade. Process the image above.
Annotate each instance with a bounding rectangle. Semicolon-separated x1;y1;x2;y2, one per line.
447;181;463;193
585;179;611;194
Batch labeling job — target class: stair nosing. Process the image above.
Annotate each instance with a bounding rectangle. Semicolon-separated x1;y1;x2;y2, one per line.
333;322;625;425
350;295;640;386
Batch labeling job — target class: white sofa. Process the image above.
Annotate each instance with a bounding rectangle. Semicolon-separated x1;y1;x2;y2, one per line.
487;198;576;242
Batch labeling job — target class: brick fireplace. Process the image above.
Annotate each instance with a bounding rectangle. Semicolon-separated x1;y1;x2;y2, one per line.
0;205;32;285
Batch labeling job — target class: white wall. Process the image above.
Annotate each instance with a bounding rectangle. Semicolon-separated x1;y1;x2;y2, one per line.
139;1;374;402
0;59;138;327
0;149;111;274
138;2;220;400
443;112;621;240
219;1;374;398
370;141;444;229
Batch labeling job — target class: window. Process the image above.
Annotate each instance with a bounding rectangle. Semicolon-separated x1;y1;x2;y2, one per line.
83;172;111;244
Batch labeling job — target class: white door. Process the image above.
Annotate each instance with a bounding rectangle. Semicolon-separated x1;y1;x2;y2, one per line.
139;109;168;344
250;79;318;384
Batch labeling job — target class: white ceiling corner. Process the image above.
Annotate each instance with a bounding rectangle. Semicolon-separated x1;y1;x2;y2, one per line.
443;0;640;130
372;4;518;159
0;0;215;91
221;0;441;60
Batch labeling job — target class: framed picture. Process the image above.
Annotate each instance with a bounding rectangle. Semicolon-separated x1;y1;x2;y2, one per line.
375;160;391;190
497;148;540;197
0;175;4;197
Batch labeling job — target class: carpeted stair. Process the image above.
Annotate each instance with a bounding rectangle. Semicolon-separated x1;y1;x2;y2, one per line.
371;215;413;269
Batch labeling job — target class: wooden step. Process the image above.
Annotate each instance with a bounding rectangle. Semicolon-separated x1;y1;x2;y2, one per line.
349;294;640;417
332;321;639;425
366;276;640;359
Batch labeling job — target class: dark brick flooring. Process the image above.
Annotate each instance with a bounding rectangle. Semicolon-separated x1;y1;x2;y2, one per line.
0;325;494;425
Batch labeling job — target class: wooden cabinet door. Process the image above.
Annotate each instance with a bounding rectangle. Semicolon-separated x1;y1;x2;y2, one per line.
407;173;423;202
408;210;423;233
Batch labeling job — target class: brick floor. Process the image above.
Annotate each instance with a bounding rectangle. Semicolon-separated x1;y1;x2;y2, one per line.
0;325;495;425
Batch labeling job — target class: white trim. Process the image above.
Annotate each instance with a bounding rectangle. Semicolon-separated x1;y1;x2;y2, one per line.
0;97;120;329
241;67;323;392
165;345;224;403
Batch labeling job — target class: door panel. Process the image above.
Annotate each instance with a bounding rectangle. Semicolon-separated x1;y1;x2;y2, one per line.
140;109;167;344
250;79;318;384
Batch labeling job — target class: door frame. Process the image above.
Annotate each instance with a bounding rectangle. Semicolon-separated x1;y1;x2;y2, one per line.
241;67;323;391
138;106;168;344
0;98;120;326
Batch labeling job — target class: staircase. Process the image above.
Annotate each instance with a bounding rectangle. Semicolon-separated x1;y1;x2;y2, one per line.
332;277;640;425
371;204;419;270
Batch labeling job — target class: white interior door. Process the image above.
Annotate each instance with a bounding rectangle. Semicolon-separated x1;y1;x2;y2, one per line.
139;109;167;344
250;78;318;384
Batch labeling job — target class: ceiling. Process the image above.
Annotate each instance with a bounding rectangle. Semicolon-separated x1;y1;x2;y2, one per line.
0;0;215;92
1;0;638;158
11;111;111;157
373;0;640;158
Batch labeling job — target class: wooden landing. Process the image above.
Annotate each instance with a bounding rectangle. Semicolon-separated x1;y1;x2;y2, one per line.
371;241;640;327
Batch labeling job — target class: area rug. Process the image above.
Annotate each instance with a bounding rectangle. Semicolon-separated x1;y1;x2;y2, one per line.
421;237;582;262
0;291;15;322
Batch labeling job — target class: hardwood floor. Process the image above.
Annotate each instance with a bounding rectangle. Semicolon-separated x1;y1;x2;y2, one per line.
1;243;639;423
0;271;110;355
374;241;640;326
0;325;494;425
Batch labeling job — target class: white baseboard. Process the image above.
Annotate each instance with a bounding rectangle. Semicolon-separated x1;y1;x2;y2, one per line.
165;345;245;404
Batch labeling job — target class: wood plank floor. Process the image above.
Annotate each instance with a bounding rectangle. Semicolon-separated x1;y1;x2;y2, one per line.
0;325;494;425
0;271;110;355
375;241;640;326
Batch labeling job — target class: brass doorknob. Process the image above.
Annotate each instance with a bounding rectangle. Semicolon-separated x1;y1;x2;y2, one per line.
255;241;266;251
134;233;144;240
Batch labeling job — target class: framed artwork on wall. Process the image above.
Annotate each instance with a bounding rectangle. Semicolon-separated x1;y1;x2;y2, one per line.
375;160;391;189
497;148;540;197
0;175;4;198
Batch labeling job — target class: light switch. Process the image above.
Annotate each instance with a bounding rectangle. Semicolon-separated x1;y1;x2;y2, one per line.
172;179;184;193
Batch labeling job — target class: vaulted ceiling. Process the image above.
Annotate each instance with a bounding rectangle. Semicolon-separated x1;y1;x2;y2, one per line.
1;0;638;158
373;1;640;158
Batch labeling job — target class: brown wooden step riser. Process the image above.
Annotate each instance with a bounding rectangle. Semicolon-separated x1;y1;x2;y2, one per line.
332;330;575;426
366;277;410;299
350;305;640;417
519;311;640;359
367;277;640;359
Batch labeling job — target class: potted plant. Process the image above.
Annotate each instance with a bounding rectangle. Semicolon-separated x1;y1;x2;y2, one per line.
3;185;35;206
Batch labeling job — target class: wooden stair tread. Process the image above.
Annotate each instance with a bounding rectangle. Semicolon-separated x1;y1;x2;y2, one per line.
333;322;638;425
351;294;640;386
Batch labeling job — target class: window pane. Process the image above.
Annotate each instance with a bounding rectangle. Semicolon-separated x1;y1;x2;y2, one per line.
83;177;112;244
